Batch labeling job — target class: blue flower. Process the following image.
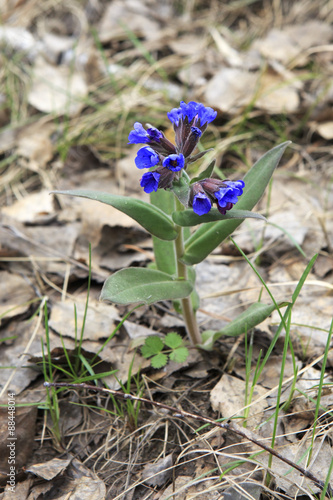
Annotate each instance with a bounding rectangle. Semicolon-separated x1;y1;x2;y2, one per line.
190;178;244;215
128;122;162;144
140;171;161;193
135;147;160;169
192;192;212;215
168;101;217;127
167;108;182;125
162;153;185;172
215;180;245;208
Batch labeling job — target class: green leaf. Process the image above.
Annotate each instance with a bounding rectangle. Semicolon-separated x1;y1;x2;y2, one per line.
170;176;190;206
100;268;193;305
191;159;216;184
172;208;266;226
169;347;189;363
151;353;168;368
141;336;164;357
164;332;183;349
182;142;291;265
150;190;177;275
200;301;289;350
53;189;178;241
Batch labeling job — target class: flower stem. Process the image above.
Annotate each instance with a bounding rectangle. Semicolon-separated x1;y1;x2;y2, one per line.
174;200;201;345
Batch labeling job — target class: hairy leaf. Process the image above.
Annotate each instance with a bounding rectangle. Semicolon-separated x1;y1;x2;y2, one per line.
200;301;289;350
172;208;266;226
150;190;177;275
190;159;216;184
182;142;291;265
141;336;164;357
101;268;193;305
53;189;178;241
164;332;183;349
169;347;189;363
151;353;168;369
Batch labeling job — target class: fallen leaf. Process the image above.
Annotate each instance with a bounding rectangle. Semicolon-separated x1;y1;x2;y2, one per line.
16;121;54;171
142;453;173;486
49;296;119;342
210;373;268;429
0;405;37;478
0;318;42;396
26;457;72;481
98;0;160;42
205;66;300;114
2;190;56;224
223;482;263;500
312;121;333;139
0;271;36;319
28;57;87;116
259;438;333;496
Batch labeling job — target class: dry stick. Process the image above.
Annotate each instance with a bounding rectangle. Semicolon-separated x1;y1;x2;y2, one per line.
44;382;332;496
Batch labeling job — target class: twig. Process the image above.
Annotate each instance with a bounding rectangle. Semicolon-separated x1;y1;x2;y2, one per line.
44;381;333;497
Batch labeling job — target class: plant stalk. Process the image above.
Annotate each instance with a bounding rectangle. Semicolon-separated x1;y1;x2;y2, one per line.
174;200;201;345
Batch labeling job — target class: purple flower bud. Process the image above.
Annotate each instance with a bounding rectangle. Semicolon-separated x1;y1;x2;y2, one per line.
128;122;163;144
146;127;163;142
163;153;185;172
191;126;202;138
140;171;161;193
155;166;176;189
135;146;160;169
217;202;234;215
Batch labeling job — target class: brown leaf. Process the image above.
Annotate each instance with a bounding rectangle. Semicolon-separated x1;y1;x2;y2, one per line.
142;453;173;487
0;271;35;319
210;373;268;429
28;58;87;116
48;296;119;342
0;405;37;479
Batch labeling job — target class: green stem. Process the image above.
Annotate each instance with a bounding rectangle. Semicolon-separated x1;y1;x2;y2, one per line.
174;199;201;345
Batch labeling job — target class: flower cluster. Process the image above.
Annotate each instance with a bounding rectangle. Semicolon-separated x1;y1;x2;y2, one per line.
128;101;245;216
128;101;217;194
189;178;245;216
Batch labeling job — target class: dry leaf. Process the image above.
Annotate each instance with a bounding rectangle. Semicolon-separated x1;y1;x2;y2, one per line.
16;121;54;170
0;318;42;396
2;190;56;224
28;57;87;116
0;26;39;61
0;405;37;477
0;271;35;319
26;457;72;481
223;482;263;500
49;296;119;342
205;68;257;113
260;438;333;496
210;373;268;429
142;454;173;486
205;66;300;114
312;121;333;139
26;456;107;499
98;0;160;42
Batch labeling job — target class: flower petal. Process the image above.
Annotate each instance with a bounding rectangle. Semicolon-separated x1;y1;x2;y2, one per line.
135;147;160;169
192;192;212;215
162;153;185;172
140;171;161;193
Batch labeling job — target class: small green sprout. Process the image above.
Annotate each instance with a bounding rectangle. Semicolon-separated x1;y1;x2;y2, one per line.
141;332;189;368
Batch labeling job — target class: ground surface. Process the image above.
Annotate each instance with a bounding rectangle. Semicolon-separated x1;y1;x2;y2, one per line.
0;1;333;499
